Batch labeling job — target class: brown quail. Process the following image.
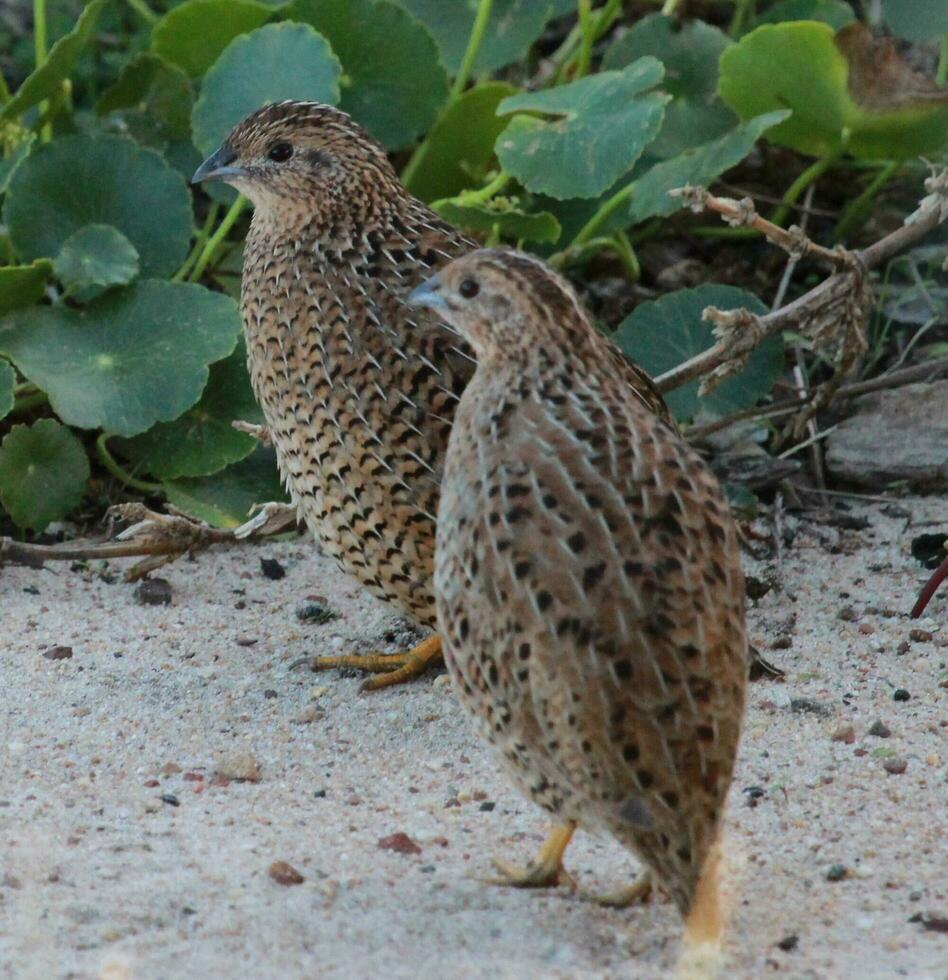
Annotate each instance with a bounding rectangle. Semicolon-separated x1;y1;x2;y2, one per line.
409;248;748;942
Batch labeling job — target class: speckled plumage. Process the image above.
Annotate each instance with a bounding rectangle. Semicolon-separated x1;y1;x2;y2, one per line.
414;249;747;921
194;102;672;686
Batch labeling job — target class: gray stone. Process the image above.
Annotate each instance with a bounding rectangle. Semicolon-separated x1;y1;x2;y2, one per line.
826;381;948;490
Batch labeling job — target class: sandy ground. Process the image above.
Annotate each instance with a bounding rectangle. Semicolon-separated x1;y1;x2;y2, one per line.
1;496;946;980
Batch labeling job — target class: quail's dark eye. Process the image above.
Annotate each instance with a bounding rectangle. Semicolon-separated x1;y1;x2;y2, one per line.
267;141;293;163
459;278;480;299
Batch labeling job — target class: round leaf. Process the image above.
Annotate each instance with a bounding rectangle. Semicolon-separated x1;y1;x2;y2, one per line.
719;22;948;160
3;134;192;278
603;14;735;159
0;280;240;437
53;225;140;301
0;260;52;316
117;341;262;479
96;52;194;142
612;285;779;421
757;0;855;29
433;200;560;244
392;0;570;74
0;361;14;421
0;0;107;120
191;22;341;155
289;0;448;149
496;60;669;199
0;419;90;532
882;0;948;42
404;82;518;202
151;0;273;78
163;446;289;528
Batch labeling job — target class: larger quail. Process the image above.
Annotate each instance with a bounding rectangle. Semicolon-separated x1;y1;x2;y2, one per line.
191;101;679;693
409;248;747;942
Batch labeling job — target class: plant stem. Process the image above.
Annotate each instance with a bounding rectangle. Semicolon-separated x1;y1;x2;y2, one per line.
33;0;52;141
770;148;841;227
729;0;756;36
937;34;948;87
125;0;157;24
551;0;622;85
451;169;511;206
574;0;595;80
611;230;640;280
188;196;247;283
96;434;163;494
448;0;493;104
661;0;683;14
173;202;221;282
0;70;11;105
570;181;637;248
11;390;48;414
832;160;899;243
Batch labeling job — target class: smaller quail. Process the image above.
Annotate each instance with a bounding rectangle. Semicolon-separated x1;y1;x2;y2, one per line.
409;248;748;944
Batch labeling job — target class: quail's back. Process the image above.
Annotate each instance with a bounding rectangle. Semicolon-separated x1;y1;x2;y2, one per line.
417;249;747;924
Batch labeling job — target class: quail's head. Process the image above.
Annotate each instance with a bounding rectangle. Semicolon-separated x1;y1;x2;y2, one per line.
192;101;396;220
408;247;584;359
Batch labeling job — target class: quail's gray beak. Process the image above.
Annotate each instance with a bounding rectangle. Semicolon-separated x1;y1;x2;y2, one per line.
407;274;447;312
192;143;249;185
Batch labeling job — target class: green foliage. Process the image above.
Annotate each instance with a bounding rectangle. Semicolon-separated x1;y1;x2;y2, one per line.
289;0;449;149
0;0;937;532
4;134;192;278
53;225;140;301
613;285;780;421
719;22;948;161
0;281;239;436
0;419;89;531
192;23;341;154
496;60;669;199
603;14;735;159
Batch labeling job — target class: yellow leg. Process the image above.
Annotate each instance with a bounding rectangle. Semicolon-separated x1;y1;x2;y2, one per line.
582;868;654;908
490;822;576;889
309;634;444;692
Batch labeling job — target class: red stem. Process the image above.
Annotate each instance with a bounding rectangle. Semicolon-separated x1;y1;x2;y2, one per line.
911;553;948;619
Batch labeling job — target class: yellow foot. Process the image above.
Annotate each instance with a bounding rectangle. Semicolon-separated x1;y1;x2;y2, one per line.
582;869;654;908
309;634;443;691
489;823;576;889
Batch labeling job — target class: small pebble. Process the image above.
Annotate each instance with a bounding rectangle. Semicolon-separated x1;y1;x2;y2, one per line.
831;725;855;744
377;832;422;855
260;558;286;580
478;801;496;812
896;641;910;655
776;934;799;952
826;864;848;882
263;689;278;699
42;645;73;661
883;757;907;775
268;861;304;886
215;749;262;783
745;576;772;600
296;602;338;625
771;636;792;651
22;585;40;596
790;698;830;717
909;628;932;643
837;606;857;622
293;706;324;724
160;794;180;807
235;636;258;647
868;720;891;738
135;578;172;606
743;786;766;807
893;689;910;702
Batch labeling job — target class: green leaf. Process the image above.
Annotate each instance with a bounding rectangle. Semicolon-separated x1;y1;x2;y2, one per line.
0;280;240;437
596;111;790;236
163;445;289;528
3;134;192;278
392;0;568;74
433;200;561;244
0;361;14;421
0;0;107;121
757;0;856;29
117;341;262;479
603;14;735;159
289;0;449;149
96;53;194;142
496;60;669;199
0;260;53;316
719;22;948;160
404;82;518;202
0;135;35;195
151;0;273;78
612;285;780;421
882;0;948;42
191;22;341;155
0;419;90;532
53;225;140;302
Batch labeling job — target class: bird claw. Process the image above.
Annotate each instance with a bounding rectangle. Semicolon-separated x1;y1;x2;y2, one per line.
580;870;655;908
233;502;299;539
487;858;575;891
308;634;443;691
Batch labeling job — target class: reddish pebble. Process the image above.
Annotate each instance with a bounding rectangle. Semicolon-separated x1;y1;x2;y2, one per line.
858;623;874;635
183;772;204;782
831;725;855;744
377;832;422;855
42;645;73;660
908;628;932;643
143;779;160;788
208;775;230;788
883;757;907;775
268;861;304;886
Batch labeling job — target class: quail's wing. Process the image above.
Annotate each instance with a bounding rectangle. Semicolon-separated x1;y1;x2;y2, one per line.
487;386;746;833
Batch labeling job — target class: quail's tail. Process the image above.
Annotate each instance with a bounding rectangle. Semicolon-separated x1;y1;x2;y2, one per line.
675;840;728;980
